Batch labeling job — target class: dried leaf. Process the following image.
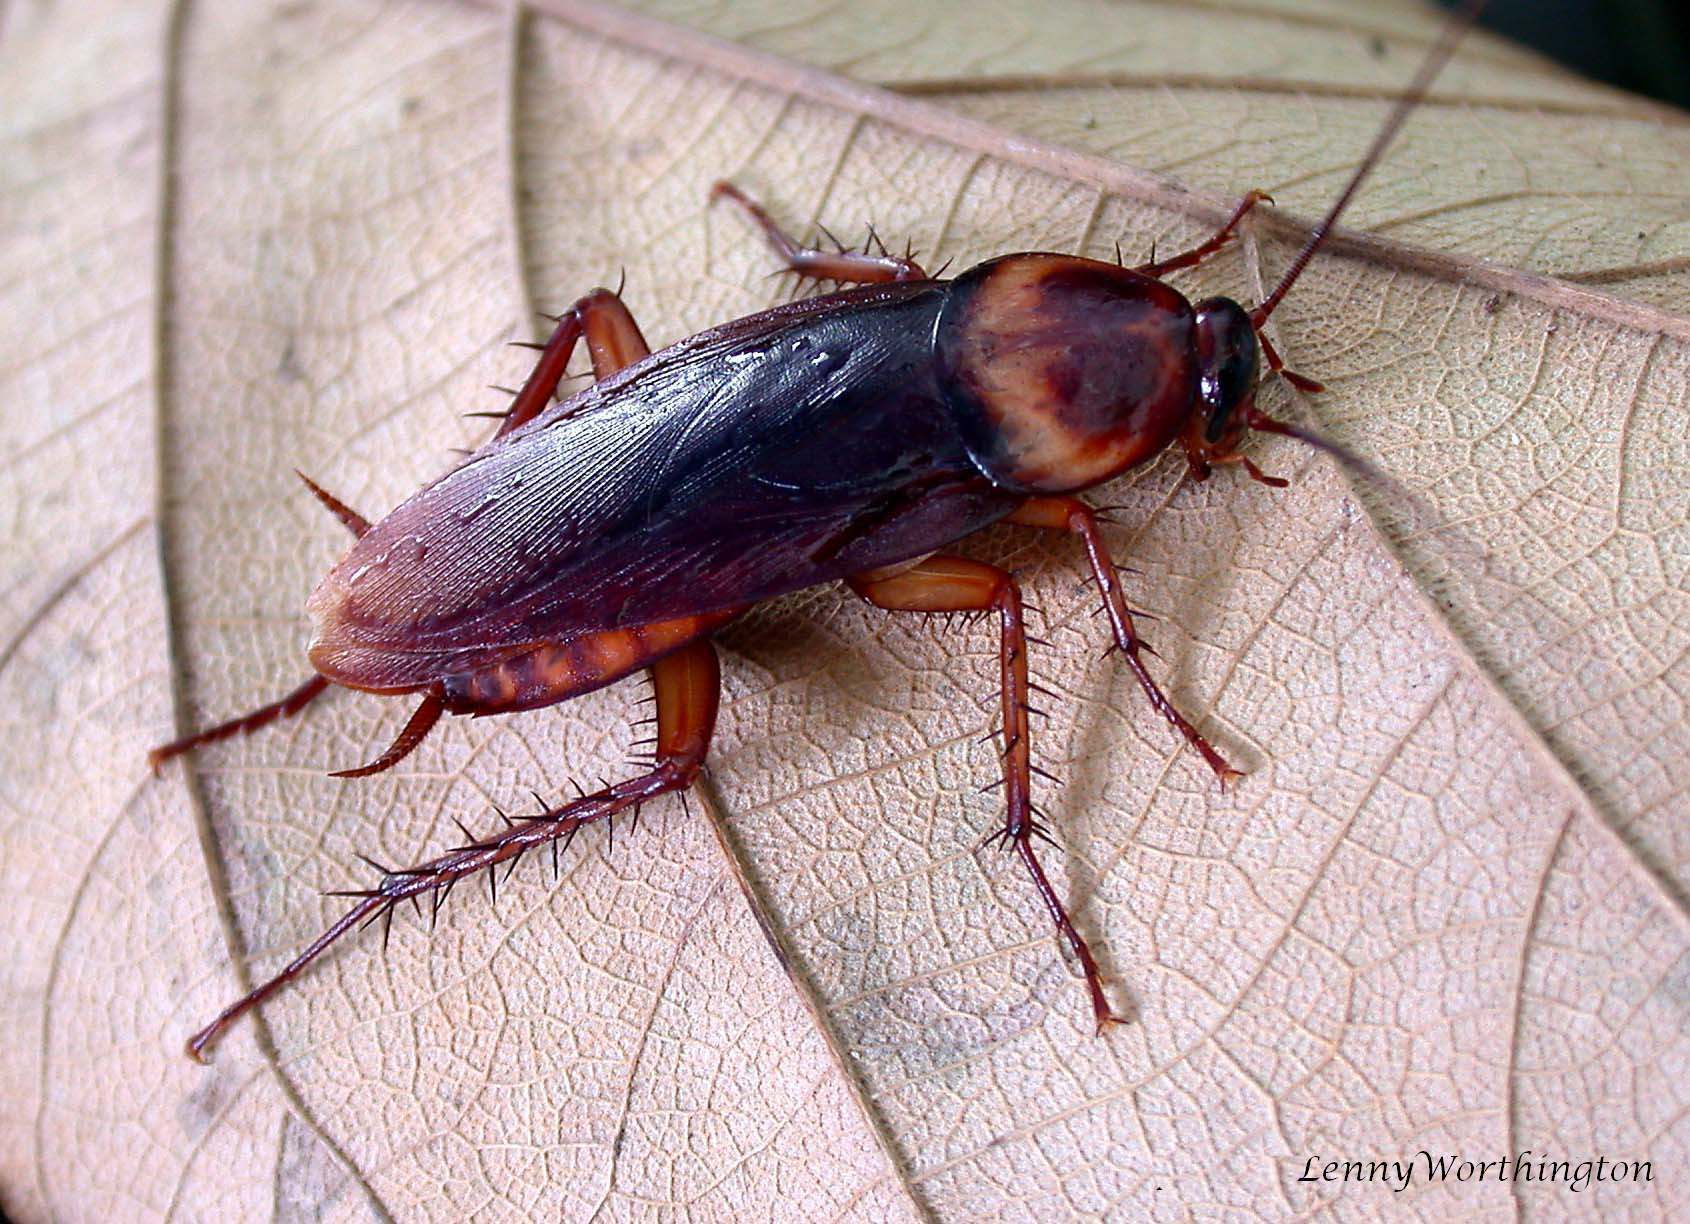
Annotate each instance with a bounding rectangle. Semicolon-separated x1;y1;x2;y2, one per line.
2;0;1686;1218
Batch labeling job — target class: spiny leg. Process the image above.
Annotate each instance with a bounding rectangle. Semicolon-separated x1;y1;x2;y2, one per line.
324;278;662;767
711;180;928;284
183;273;670;1059
185;638;721;1062
1006;497;1240;787
490;287;650;440
849;556;1126;1033
1131;190;1272;278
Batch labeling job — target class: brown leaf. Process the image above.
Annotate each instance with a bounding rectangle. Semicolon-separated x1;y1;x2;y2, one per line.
3;0;1686;1218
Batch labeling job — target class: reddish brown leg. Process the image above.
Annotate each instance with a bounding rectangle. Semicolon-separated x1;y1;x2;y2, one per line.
184;274;673;1061
849;556;1126;1033
1203;450;1289;489
332;292;659;771
185;638;721;1062
711;181;928;284
1131;190;1272;278
492;288;650;439
1006;497;1241;787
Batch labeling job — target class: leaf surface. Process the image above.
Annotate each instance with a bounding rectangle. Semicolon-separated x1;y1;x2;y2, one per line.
2;0;1686;1218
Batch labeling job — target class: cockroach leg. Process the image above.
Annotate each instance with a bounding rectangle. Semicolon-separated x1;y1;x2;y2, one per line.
329;685;446;778
148;674;331;773
182;250;686;1060
1005;497;1241;787
1131;189;1272;278
849;555;1127;1034
184;639;721;1062
495;288;650;439
710;181;929;283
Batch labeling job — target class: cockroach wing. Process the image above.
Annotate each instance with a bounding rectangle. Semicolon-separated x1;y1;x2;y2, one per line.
308;282;1018;692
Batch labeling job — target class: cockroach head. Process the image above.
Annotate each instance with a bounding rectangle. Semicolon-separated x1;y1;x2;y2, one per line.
1181;296;1261;479
1180;297;1384;491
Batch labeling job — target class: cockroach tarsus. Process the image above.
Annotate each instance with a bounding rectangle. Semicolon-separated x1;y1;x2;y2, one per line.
151;3;1485;1063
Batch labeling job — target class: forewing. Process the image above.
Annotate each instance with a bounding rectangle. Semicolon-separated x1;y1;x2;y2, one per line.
308;283;1014;690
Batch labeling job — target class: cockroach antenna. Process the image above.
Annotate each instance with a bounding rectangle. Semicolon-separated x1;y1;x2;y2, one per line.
1251;0;1489;328
1237;0;1488;490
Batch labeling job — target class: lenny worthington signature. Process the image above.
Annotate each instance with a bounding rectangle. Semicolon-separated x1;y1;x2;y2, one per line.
1296;1151;1653;1195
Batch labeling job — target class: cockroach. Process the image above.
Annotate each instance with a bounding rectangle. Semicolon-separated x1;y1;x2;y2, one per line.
154;3;1485;1062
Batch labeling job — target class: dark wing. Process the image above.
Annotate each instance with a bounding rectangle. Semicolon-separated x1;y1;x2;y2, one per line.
308;281;1017;691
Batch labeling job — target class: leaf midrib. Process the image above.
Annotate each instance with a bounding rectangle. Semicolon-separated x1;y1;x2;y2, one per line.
508;0;1690;340
148;0;393;1217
